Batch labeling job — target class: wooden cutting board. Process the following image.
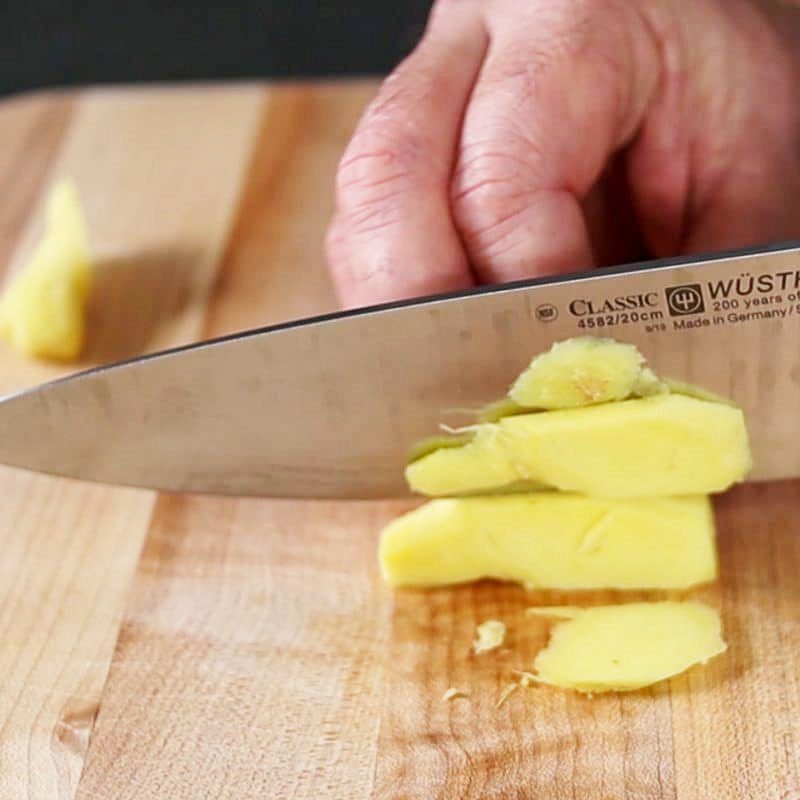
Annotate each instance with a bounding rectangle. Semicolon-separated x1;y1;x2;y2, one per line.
0;83;798;800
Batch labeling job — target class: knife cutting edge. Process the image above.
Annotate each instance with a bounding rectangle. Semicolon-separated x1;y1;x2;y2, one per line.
0;241;799;498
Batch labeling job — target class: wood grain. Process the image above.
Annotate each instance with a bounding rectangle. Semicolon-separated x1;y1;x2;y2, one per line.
202;82;376;334
0;84;264;798
77;495;399;799
373;481;800;800
76;81;386;800
0;82;798;800
0;474;153;799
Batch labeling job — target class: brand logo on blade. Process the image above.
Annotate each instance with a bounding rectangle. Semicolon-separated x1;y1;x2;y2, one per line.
536;303;559;322
665;284;705;316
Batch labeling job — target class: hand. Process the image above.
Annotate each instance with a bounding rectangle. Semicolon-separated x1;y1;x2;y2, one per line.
326;0;800;308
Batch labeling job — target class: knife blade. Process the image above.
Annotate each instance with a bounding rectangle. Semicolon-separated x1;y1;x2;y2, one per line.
1;241;799;498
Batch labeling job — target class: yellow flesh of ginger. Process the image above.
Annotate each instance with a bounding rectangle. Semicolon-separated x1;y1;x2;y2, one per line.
663;377;735;406
406;394;751;498
528;602;726;692
379;494;717;589
0;180;91;360
509;337;667;409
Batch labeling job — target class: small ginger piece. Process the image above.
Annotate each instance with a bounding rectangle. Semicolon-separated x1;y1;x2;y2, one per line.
442;687;468;702
406;394;751;498
0;180;92;360
473;620;506;654
509;337;667;409
379;494;717;589
528;602;726;693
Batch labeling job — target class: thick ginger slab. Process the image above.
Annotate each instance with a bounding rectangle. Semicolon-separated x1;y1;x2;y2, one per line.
380;493;717;589
406;394;751;498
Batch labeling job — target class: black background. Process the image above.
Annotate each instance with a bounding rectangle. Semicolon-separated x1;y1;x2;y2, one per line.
1;1;434;96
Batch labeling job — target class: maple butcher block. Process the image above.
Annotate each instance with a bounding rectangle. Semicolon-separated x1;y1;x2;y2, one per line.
0;82;797;799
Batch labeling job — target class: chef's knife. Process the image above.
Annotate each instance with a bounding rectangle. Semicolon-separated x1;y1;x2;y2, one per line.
1;242;799;498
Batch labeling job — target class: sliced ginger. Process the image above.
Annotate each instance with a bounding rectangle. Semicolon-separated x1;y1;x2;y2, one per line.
0;180;92;360
527;602;726;692
509;336;667;409
472;619;506;654
384;336;746;696
409;336;749;491
406;394;751;498
379;493;717;589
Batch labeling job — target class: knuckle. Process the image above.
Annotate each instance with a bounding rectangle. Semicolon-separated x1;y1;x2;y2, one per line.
335;125;417;201
451;141;543;232
453;173;518;231
332;123;429;236
450;143;544;259
333;62;446;215
458;207;527;260
332;154;408;237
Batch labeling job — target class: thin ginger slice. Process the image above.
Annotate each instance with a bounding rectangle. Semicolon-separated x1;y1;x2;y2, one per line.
406;394;751;498
0;180;92;360
527;602;726;692
509;336;667;409
379;493;717;589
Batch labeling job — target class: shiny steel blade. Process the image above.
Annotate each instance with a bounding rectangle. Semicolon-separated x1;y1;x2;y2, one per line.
1;242;799;498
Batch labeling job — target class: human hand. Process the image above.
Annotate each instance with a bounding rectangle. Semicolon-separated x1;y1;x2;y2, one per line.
326;0;800;308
